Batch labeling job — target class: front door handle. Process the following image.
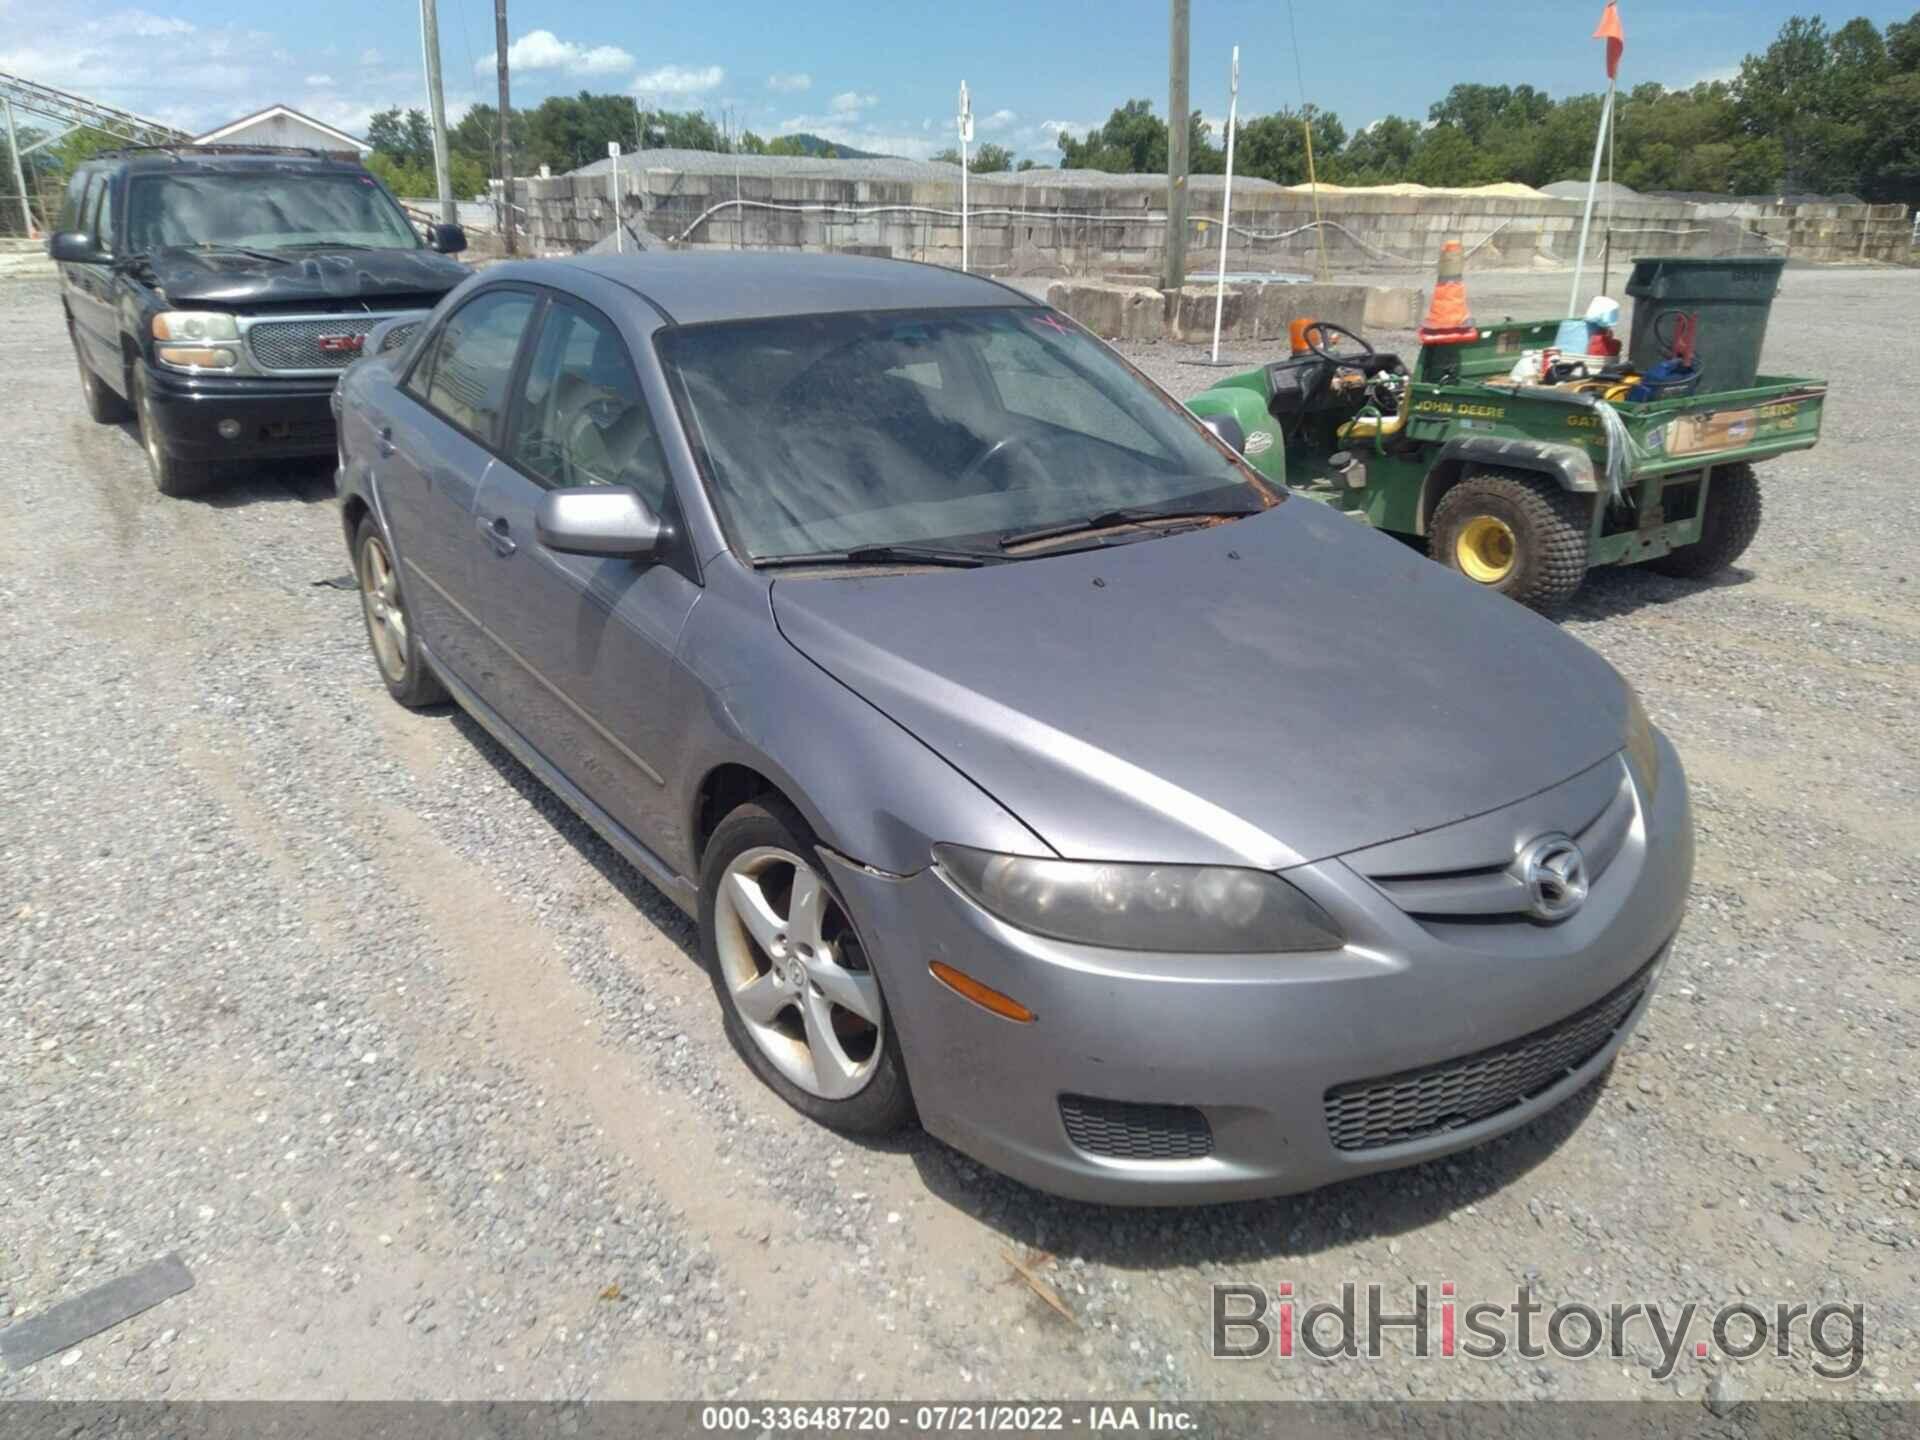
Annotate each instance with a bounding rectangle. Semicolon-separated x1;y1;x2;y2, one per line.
377;425;395;458
478;513;518;557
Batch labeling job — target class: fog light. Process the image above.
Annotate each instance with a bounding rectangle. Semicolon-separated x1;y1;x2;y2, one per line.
217;419;242;440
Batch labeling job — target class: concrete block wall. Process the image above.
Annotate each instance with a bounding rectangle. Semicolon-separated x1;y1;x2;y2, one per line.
522;164;1912;272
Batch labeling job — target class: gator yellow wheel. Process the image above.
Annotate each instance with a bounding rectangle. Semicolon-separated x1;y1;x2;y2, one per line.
1429;469;1593;611
1454;516;1517;584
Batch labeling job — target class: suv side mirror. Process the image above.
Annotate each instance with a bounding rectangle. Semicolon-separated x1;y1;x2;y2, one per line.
425;223;467;255
49;230;108;265
537;487;669;560
1200;413;1246;453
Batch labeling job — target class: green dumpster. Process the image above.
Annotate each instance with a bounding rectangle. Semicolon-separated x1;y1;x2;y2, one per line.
1625;255;1786;395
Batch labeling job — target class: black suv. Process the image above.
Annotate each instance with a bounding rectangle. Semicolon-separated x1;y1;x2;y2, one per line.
50;145;471;496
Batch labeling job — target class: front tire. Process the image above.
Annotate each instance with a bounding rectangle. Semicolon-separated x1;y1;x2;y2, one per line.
354;514;447;708
133;366;215;498
75;342;131;423
1430;468;1591;610
700;799;914;1135
1648;463;1761;579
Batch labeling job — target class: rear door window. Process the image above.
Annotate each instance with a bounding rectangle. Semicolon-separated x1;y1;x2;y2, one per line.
420;289;537;447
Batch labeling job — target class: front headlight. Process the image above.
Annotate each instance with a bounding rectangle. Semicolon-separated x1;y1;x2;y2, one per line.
1623;682;1661;804
152;311;239;343
933;846;1345;954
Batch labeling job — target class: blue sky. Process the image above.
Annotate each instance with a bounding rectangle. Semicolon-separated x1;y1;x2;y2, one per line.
3;1;1914;163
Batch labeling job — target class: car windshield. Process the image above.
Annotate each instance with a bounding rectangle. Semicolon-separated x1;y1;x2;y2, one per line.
656;306;1271;560
126;171;421;255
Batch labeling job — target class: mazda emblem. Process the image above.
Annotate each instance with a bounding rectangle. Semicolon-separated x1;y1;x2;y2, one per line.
1517;833;1588;922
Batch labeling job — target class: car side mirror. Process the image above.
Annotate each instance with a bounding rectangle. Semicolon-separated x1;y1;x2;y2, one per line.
536;487;669;560
49;230;108;265
1200;413;1246;453
425;223;467;255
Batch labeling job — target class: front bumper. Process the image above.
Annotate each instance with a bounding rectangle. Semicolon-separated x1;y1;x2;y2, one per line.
826;736;1692;1205
140;363;339;461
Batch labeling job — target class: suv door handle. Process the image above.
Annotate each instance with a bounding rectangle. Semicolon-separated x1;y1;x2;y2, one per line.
376;425;395;458
478;513;517;557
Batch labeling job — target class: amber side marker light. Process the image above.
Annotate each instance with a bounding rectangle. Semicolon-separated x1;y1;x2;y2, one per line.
929;961;1036;1023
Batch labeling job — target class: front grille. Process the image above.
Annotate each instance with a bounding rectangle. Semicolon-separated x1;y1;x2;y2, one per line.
378;321;419;354
1060;1094;1213;1161
1363;769;1636;923
247;317;383;371
1323;961;1654;1152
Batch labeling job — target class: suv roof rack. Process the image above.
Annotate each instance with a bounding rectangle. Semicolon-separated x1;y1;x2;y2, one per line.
95;143;357;162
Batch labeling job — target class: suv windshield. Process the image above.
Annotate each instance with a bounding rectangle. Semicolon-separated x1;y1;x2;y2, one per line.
126;171;421;255
657;306;1271;560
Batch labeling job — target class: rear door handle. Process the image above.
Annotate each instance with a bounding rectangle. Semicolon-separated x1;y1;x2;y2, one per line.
478;513;518;557
376;425;395;458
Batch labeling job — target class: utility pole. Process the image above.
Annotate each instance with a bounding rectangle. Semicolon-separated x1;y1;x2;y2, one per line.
494;0;515;254
419;0;456;227
1165;0;1190;291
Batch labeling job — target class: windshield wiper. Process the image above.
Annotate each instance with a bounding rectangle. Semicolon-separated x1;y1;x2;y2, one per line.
998;499;1264;549
273;241;386;252
755;543;1005;570
171;243;294;265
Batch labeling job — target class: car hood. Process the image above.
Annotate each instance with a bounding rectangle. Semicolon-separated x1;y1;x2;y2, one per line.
770;501;1629;869
145;246;468;306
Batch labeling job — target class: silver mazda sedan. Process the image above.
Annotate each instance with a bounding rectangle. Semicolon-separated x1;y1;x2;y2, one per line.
334;253;1692;1204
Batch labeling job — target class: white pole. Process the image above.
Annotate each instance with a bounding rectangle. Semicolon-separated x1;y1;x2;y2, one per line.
1567;79;1615;318
4;97;35;238
608;141;622;253
958;81;973;272
1210;46;1241;364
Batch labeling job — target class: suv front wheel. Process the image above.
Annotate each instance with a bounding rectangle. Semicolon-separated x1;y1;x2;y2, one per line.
132;366;216;498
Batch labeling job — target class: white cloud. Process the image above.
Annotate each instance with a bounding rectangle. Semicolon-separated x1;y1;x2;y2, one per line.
766;71;811;93
981;108;1018;134
631;63;726;97
478;29;634;78
829;91;877;115
0;8;463;140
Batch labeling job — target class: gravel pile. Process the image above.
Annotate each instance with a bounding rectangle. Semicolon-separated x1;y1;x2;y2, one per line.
0;265;1914;1406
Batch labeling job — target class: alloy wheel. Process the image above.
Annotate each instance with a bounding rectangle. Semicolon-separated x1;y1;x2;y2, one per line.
713;846;882;1100
359;533;410;683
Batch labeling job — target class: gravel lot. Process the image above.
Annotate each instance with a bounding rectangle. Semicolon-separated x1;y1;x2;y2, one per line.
1;264;1915;1407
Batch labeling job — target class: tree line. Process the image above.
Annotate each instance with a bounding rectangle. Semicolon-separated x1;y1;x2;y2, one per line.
1055;11;1920;204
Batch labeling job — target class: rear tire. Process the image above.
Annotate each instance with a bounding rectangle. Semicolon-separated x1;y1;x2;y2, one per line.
133;366;216;498
75;342;131;424
1647;463;1761;579
700;798;914;1136
1429;468;1591;610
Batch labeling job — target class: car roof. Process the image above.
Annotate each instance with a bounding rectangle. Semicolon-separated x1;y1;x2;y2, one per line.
524;251;1041;326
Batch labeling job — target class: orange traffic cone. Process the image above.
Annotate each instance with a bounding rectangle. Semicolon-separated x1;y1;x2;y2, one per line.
1418;239;1479;345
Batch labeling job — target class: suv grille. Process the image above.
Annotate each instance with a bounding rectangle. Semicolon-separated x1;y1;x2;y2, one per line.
378;321;419;353
1323;961;1654;1152
1060;1095;1213;1161
248;317;385;371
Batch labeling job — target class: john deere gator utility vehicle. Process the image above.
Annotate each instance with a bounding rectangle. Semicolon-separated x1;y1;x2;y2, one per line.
1187;260;1826;610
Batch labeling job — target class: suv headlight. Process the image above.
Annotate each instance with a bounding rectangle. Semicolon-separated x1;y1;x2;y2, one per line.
152;311;239;342
1623;682;1661;804
933;845;1345;954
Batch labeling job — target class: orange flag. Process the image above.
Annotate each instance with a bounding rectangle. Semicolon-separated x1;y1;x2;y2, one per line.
1594;1;1625;79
